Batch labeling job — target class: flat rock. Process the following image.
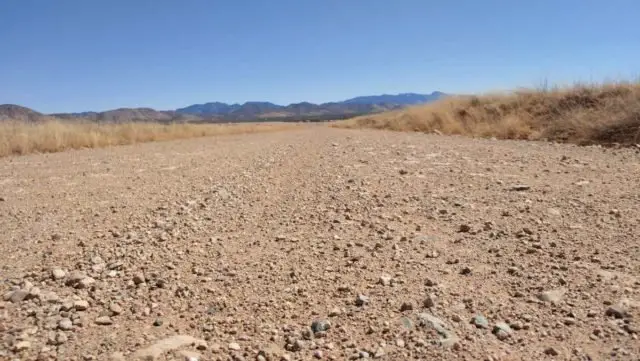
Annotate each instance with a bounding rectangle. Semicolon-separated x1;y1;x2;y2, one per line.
8;289;29;303
132;335;206;360
95;316;113;325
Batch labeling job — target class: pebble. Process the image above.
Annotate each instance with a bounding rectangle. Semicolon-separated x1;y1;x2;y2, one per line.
228;342;241;351
55;332;68;345
538;289;565;303
74;300;89;311
77;277;95;289
510;321;524;330
109;303;123;315
395;339;405;347
493;322;513;340
510;184;531;191
423;294;436;308
313;350;323;359
328;307;341;317
67;271;86;285
9;289;29;303
311;320;331;334
153;318;163;326
544;347;559;356
605;305;629;319
460;266;473;275
472;315;489;329
133;273;146;285
12;340;31;351
95;316;113;325
458;224;471;233
399;302;413;312
58;318;73;331
355;294;369;307
378;275;392;286
51;268;66;280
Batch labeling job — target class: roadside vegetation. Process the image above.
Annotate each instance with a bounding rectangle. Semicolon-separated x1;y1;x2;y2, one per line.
0;121;298;157
336;81;640;146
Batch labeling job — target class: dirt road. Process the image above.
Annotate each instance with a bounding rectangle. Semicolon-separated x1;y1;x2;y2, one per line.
1;127;639;360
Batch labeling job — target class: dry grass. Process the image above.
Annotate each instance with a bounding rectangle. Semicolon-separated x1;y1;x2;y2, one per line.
335;81;640;146
0;120;299;157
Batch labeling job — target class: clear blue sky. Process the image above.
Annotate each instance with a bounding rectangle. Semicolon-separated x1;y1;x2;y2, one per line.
1;0;639;113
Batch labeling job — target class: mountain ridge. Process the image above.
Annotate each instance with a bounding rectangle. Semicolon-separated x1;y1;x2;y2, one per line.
1;91;447;123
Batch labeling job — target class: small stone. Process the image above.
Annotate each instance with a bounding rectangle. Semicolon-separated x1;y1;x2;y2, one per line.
544;347;559;356
74;300;89;311
95;316;113;325
313;350;323;359
76;277;95;289
359;351;370;359
471;315;489;329
606;305;629;319
510;321;524;330
423;294;436;308
66;271;86;285
400;316;414;330
492;322;513;340
12;340;31;351
58;318;73;331
153;318;163;326
395;339;405;347
133;273;146;285
228;342;241;351
538;289;565;304
400;302;413;312
355;294;369;307
373;347;385;358
458;224;471;233
9;289;29;303
328;307;341;317
55;332;68;345
460;267;473;275
378;275;392;286
52;268;66;280
109;303;123;315
510;184;530;191
311;320;331;334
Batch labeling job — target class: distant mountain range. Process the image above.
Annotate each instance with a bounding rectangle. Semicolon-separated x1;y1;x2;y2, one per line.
0;92;446;123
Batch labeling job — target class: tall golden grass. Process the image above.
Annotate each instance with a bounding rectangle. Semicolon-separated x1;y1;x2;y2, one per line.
0;121;298;157
335;82;640;145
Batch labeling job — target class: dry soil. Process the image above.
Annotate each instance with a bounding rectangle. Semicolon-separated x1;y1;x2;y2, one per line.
1;127;639;361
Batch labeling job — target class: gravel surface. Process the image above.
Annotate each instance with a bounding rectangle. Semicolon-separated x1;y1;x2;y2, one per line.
1;127;639;360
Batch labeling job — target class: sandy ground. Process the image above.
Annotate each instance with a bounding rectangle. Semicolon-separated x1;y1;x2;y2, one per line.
1;127;639;361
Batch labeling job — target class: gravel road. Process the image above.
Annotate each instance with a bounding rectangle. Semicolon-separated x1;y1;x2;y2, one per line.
1;127;639;360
